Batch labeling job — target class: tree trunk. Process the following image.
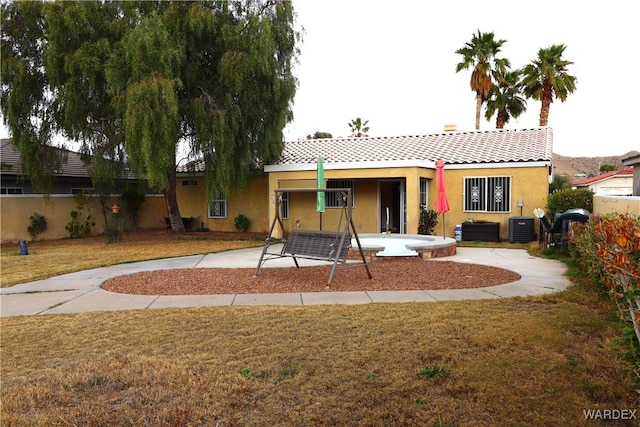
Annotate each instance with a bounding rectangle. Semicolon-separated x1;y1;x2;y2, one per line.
496;110;507;129
539;81;552;127
164;168;185;234
475;93;482;130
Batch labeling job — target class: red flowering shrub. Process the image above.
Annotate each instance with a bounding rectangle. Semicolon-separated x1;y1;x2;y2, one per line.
571;213;640;379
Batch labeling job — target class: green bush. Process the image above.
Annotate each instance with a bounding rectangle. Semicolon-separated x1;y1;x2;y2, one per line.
234;214;250;232
27;212;48;240
418;207;439;235
65;194;96;238
547;188;593;219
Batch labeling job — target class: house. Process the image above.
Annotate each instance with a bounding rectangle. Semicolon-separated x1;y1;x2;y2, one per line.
2;128;554;242
572;168;634;196
1;138;97;195
262;127;553;240
1;139;165;241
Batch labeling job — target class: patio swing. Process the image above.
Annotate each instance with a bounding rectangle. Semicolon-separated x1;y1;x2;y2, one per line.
254;188;373;284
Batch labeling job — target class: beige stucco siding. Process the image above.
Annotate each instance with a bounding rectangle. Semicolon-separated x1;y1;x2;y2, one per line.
440;165;549;239
1;194;167;242
2;163;551;242
266;166;437;238
266;164;549;240
175;175;269;233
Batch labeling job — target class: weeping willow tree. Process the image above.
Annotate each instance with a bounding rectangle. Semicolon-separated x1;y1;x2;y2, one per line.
1;0;300;233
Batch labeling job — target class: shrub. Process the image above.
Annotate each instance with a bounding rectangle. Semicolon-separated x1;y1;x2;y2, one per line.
571;213;640;380
234;214;250;232
549;175;572;193
65;194;96;238
546;188;593;219
418;207;439;235
27;212;48;240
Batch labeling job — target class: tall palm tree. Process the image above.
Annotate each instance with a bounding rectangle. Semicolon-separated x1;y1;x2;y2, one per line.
455;30;510;130
521;44;577;127
485;69;527;129
348;117;369;137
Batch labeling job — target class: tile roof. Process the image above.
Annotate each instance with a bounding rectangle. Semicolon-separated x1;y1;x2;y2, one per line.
266;127;553;171
1;139;91;178
176;159;204;174
1;138;139;179
573;168;634;187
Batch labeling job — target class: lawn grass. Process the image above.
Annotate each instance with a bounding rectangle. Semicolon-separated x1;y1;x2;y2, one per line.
1;233;638;425
1;231;264;287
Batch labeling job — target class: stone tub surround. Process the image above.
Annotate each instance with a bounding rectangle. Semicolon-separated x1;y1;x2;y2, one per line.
349;234;457;262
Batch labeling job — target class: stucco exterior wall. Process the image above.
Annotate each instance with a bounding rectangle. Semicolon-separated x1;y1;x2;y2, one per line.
593;195;640;216
441;165;550;239
3;163;551;243
1;194;167;242
175;174;270;233
265;164;549;240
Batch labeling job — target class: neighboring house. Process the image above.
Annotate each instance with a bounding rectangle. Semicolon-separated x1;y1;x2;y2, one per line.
1;138;97;195
622;153;640;196
1;138;165;241
572;168;634;196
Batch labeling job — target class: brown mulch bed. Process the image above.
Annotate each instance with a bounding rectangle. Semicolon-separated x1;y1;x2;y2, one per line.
101;258;521;295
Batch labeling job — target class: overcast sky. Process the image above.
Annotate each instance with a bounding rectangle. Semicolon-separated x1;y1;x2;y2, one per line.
2;1;637;158
284;0;639;157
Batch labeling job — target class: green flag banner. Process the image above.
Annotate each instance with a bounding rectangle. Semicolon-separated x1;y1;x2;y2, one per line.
317;156;325;213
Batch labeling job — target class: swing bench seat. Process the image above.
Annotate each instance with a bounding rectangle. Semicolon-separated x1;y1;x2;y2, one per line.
283;230;351;262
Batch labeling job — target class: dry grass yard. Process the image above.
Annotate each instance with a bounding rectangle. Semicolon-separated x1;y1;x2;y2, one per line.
1;232;638;425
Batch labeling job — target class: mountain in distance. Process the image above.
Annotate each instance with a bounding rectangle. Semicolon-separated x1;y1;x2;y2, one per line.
552;150;638;182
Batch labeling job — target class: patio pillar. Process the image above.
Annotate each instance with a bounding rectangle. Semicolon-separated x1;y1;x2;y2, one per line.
405;170;421;235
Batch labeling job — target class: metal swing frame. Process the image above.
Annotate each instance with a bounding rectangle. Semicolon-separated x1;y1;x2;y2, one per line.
254;188;372;284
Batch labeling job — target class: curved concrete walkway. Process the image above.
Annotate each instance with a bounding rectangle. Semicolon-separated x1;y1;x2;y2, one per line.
0;246;571;317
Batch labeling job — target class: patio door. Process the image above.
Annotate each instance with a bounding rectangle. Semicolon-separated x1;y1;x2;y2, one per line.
378;179;406;233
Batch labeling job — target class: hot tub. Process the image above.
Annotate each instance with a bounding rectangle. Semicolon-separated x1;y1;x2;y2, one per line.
351;234;457;258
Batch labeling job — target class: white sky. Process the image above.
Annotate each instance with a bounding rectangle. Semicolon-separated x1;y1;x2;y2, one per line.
2;1;637;158
284;0;639;157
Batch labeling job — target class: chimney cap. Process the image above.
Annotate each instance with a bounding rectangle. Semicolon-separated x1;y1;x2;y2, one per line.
444;124;457;132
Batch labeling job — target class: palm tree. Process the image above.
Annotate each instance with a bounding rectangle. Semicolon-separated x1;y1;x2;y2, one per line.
485;69;527;129
521;44;577;127
455;30;510;130
348;117;369;137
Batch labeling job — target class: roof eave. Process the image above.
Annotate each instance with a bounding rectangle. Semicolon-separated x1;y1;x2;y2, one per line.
264;160;552;173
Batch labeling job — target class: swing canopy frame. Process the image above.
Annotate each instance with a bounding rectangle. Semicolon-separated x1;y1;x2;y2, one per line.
254;188;372;284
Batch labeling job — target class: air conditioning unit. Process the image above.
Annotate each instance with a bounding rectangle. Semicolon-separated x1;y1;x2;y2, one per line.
509;216;535;243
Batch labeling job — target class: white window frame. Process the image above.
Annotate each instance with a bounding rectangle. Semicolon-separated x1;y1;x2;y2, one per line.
208;191;227;218
280;191;289;219
420;177;428;208
463;176;511;213
1;187;23;195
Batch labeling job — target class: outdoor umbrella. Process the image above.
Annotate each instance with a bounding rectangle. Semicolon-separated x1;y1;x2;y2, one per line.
317;156;325;230
434;159;450;239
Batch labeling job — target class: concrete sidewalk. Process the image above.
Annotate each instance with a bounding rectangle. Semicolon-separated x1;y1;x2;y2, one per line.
0;246;571;317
